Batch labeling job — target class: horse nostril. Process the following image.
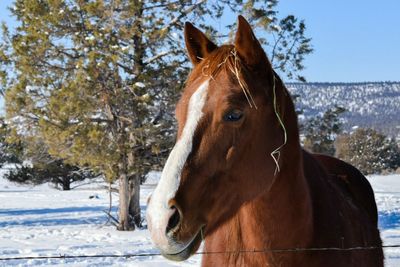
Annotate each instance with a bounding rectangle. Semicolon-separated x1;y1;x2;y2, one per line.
166;206;181;234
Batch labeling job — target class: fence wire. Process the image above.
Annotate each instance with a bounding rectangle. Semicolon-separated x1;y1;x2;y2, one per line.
1;244;400;261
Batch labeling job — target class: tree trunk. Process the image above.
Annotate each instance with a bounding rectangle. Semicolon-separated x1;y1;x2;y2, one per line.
116;128;134;231
128;0;144;229
62;176;71;191
117;164;134;231
129;175;141;227
132;0;144;77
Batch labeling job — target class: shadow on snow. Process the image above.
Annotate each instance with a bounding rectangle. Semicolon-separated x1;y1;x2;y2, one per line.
0;206;106;216
0;206;118;227
379;211;400;230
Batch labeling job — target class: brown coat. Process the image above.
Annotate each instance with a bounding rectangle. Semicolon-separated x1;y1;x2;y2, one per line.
147;16;383;267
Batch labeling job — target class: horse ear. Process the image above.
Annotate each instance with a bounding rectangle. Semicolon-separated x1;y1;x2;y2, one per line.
234;16;269;67
184;22;218;65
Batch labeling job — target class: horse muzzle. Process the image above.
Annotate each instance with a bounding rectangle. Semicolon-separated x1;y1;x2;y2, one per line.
147;199;203;261
161;227;204;261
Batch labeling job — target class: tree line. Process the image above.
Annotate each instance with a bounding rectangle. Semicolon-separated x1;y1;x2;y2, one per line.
302;107;400;175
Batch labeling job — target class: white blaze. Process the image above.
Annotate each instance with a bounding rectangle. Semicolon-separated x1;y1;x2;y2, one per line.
147;80;209;230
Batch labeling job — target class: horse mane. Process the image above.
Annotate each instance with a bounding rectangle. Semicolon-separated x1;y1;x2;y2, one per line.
187;45;258;109
187;45;236;84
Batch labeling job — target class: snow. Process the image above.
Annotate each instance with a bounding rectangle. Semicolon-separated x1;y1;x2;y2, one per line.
84;35;95;41
0;169;200;266
0;168;399;266
134;82;146;88
170;32;179;40
368;175;400;266
287;82;400;137
121;46;130;52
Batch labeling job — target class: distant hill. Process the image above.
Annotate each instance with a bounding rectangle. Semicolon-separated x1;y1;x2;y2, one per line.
286;82;400;137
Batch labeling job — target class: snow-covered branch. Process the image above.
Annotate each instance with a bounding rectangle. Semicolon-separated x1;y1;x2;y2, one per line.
160;0;207;32
144;51;171;64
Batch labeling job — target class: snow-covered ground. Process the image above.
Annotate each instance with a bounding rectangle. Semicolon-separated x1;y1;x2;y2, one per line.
0;169;399;266
0;171;201;267
369;175;400;266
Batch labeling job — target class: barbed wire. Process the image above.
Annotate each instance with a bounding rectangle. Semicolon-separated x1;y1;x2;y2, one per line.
1;244;400;261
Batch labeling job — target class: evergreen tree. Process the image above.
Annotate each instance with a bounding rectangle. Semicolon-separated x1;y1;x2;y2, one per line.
4;135;98;190
303;106;345;156
5;160;96;190
336;128;400;175
0;117;22;167
1;118;97;189
1;0;313;230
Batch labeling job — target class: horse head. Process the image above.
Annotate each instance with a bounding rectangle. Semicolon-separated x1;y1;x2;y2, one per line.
147;16;292;261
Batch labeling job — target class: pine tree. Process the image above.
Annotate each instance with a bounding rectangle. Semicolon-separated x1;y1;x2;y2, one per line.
1;116;97;189
336;128;400;175
5;134;98;190
0;117;22;167
303;106;345;156
5;160;97;190
1;0;313;231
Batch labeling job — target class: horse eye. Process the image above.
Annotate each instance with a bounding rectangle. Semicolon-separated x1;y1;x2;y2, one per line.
223;110;243;122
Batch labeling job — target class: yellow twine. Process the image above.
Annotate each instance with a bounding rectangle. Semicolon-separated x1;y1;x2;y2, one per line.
270;74;288;175
228;49;258;109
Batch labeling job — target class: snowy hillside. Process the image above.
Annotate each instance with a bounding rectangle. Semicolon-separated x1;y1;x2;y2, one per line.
0;170;400;266
287;82;400;137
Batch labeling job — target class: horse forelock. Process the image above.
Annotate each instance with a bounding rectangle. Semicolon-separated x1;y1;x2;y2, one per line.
186;45;260;111
186;45;236;84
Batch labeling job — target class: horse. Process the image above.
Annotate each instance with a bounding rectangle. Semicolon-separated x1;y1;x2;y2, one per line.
146;16;384;267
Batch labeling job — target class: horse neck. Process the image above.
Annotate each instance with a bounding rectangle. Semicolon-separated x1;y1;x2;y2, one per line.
243;89;313;247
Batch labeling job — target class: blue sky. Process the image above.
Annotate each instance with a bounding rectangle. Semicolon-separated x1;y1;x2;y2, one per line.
0;0;399;113
277;0;400;82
